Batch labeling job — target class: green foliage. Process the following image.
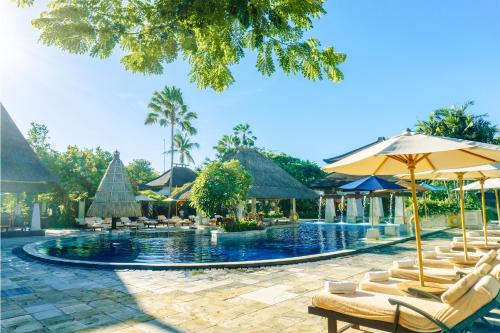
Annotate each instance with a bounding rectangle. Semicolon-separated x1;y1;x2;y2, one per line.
19;0;346;91
415;101;499;143
222;219;264;232
146;85;197;196
262;151;325;185
191;160;252;219
215;123;257;158
127;159;159;192
170;132;199;165
137;190;165;202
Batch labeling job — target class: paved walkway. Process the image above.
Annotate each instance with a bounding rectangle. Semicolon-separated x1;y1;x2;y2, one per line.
0;230;496;333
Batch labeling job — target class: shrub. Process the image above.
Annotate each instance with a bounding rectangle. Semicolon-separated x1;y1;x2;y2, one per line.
191;160;252;220
222;219;265;232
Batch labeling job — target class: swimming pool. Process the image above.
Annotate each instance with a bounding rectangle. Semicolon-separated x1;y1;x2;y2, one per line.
30;222;409;265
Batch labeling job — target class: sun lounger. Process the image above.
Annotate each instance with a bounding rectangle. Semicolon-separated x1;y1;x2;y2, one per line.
451;241;500;250
180;219;191;226
454;236;500;243
309;275;499;333
157;215;168;226
361;261;496;298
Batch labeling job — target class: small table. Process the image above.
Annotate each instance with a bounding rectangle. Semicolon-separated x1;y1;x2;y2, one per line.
397;281;448;296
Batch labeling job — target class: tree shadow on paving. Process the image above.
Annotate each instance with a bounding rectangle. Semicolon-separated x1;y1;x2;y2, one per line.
2;236;186;333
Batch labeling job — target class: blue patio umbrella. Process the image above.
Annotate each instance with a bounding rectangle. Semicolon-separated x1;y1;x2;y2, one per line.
340;176;405;225
421;183;447;191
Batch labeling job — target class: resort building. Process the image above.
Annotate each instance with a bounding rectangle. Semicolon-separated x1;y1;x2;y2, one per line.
141;165;197;195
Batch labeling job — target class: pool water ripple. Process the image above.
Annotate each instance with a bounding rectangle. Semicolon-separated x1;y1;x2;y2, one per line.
36;222;407;264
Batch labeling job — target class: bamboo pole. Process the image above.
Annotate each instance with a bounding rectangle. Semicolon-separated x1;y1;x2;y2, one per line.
457;174;468;260
480;179;488;245
409;163;425;287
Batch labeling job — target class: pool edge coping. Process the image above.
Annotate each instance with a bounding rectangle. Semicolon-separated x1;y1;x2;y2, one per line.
21;228;451;270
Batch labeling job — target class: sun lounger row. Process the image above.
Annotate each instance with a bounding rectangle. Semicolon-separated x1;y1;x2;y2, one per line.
75;215;193;230
309;249;500;332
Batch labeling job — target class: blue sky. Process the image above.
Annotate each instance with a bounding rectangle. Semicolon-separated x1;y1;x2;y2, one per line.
1;0;499;172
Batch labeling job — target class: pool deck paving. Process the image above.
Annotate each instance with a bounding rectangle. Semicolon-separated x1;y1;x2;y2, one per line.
1;229;498;333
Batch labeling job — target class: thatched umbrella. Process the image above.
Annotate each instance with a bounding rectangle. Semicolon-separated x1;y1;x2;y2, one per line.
224;149;318;219
1;104;59;193
87;151;141;226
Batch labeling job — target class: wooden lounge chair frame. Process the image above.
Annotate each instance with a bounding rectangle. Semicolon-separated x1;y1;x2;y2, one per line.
308;293;499;333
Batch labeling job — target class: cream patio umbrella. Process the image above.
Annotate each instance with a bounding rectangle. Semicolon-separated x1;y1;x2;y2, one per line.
461;178;500;222
406;164;500;250
322;129;500;287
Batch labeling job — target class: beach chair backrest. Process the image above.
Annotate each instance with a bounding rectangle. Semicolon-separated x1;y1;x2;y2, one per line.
158;215;166;221
121;217;131;223
441;271;481;304
475;250;496;268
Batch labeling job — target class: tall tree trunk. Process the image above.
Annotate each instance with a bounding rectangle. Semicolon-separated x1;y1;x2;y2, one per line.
168;118;175;217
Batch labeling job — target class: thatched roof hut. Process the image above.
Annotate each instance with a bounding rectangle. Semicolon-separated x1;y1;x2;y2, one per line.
224;149;318;200
169;182;193;201
87;151;141;217
141;166;197;190
1;104;59;193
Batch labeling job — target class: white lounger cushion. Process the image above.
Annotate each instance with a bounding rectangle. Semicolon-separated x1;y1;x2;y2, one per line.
389;267;459;284
312;275;499;332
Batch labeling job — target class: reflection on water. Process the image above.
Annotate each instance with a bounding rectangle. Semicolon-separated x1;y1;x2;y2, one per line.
39;222;407;264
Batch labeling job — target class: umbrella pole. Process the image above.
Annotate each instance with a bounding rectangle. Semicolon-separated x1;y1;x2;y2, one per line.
409;164;425;287
457;174;468;261
480;179;488;245
495;189;500;221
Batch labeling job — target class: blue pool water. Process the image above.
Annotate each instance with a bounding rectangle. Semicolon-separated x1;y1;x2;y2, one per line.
37;222;408;263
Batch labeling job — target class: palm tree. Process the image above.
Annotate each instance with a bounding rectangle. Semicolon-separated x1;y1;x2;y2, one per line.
170;133;200;165
233;123;256;147
145;86;197;215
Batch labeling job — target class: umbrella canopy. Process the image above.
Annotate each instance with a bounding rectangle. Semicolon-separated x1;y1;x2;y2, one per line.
323;129;500;288
395;180;429;192
406;163;500;181
420;183;447;191
135;195;156;202
340;176;405;225
459;178;500;191
459;178;500;225
87;151;141;218
340;176;405;191
323;129;500;175
404;163;500;248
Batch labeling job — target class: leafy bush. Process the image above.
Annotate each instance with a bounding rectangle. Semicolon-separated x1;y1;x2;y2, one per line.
191;160;252;220
221;219;264;232
266;210;283;218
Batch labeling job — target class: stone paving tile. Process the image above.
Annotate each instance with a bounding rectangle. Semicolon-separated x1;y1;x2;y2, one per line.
1;229;498;333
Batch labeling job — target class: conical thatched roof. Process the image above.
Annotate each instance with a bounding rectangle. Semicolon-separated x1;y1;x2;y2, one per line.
1;103;59;193
87;151;141;217
224;149;318;200
141;165;197;190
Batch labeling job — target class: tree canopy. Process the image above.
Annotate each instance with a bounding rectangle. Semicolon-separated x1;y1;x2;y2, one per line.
16;0;346;91
191;160;252;219
126;159;159;192
215;123;257;158
262;150;325;185
415;101;499;144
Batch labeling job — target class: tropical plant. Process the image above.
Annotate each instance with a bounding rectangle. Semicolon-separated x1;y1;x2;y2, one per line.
215;123;257;158
191;160;252;220
145;86;197;212
170;132;200;165
126;159;159;192
415;101;499;143
18;0;346;91
262;151;326;184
